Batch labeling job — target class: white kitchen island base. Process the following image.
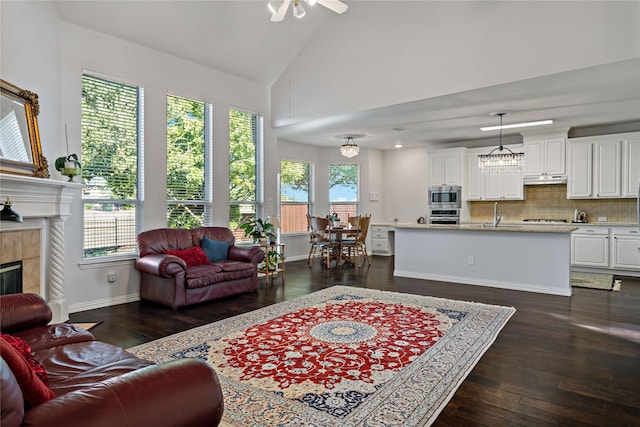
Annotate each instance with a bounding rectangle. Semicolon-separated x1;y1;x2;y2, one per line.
393;225;574;296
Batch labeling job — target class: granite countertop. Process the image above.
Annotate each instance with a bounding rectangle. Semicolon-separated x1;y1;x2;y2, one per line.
373;221;638;229
372;222;577;233
392;223;577;233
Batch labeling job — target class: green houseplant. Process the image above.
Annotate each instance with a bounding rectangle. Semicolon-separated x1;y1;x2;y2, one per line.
239;217;276;244
54;153;81;182
326;212;340;227
55;125;81;182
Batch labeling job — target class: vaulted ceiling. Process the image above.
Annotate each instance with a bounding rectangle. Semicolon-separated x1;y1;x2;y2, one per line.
52;1;640;150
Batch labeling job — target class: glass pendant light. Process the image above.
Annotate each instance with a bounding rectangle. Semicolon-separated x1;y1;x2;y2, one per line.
478;113;524;175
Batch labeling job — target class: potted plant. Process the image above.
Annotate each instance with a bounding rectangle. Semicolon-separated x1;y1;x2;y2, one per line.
261;248;285;271
54;153;81;182
326;213;340;227
55;125;81;182
239;217;276;244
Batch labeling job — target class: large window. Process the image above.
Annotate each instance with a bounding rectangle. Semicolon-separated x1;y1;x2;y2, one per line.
329;164;359;221
229;108;263;242
81;74;143;258
280;160;311;233
166;94;212;228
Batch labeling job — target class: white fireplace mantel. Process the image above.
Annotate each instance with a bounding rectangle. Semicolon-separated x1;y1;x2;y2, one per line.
1;173;84;322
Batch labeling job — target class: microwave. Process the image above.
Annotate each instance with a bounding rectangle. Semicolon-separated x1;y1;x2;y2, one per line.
428;185;461;208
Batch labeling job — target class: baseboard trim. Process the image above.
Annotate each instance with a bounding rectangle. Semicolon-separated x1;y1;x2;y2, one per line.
393;270;572;297
69;293;140;313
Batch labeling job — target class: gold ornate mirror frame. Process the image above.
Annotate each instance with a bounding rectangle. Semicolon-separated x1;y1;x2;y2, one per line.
0;79;50;178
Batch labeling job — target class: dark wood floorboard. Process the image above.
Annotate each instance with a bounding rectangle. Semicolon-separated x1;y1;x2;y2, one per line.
69;256;640;426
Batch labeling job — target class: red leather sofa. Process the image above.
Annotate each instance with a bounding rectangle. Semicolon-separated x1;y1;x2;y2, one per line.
135;226;264;309
0;293;223;427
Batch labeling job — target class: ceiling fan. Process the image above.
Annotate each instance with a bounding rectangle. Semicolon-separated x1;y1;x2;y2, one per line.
268;0;348;22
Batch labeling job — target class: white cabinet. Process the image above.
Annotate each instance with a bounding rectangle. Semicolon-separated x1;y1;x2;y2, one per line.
466;148;485;200
567;132;639;199
612;227;640;270
571;226;640;271
371;225;394;256
593;140;621;198
622;135;640;197
567;142;592;198
485;170;523;200
429;149;466;186
524;138;566;176
466;146;523;200
571;227;609;267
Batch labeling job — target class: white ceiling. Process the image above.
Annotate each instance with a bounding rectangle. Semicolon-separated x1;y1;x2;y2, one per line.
52;1;640;150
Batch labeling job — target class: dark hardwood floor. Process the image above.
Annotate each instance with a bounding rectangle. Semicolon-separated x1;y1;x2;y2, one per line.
69;256;640;426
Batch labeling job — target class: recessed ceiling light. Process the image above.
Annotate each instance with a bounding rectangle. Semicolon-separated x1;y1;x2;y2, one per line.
394;144;403;148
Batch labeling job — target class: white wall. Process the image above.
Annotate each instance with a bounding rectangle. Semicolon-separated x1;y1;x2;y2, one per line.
272;1;640;127
1;1;60;167
382;147;430;224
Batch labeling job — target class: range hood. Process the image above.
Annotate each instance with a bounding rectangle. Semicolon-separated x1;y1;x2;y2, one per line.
523;175;567;185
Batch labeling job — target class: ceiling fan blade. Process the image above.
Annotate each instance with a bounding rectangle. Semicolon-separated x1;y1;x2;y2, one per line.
316;0;348;14
271;0;291;22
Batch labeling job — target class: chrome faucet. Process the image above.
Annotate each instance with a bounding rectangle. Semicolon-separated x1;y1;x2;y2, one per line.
493;202;502;227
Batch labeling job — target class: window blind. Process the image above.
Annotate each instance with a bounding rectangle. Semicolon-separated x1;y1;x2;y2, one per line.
280;160;310;233
81;74;142;257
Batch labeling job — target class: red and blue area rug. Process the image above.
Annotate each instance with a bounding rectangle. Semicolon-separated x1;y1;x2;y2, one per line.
129;286;515;426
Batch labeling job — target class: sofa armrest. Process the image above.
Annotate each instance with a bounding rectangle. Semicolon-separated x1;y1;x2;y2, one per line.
228;245;265;265
22;359;224;427
135;254;186;278
0;293;52;333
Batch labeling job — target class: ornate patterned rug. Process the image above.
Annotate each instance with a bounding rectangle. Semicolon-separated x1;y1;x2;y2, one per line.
129;286;515;426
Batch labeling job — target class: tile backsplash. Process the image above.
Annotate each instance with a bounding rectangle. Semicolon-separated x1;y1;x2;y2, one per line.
469;184;638;223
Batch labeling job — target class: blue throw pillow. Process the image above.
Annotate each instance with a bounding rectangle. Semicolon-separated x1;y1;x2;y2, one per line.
201;236;230;262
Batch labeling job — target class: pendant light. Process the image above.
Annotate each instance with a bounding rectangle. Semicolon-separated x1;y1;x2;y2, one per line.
340;136;359;158
477;113;524;175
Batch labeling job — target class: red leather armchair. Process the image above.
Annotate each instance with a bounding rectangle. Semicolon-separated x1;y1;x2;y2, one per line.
135;226;264;309
0;293;223;427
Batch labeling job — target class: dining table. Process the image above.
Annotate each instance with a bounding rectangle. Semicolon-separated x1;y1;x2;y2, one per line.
327;226;360;268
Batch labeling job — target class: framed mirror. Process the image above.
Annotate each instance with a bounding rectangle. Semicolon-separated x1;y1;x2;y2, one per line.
1;79;50;178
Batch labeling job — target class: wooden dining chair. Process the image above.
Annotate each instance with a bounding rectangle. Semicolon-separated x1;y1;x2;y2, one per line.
342;214;371;268
308;215;332;267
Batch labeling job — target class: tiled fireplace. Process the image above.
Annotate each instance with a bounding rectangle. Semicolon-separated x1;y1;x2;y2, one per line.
0;173;82;323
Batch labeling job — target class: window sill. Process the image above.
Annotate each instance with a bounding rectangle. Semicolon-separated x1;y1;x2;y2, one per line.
78;254;137;270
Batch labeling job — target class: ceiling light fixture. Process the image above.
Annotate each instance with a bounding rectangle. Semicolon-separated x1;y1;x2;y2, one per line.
292;0;306;18
478;113;524;175
268;0;283;14
340;136;359;158
480;119;553;131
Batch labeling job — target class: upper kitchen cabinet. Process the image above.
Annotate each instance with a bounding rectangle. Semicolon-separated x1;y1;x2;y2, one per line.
523;138;566;176
429;148;466;186
622;134;640;197
466;145;523;201
567;132;638;199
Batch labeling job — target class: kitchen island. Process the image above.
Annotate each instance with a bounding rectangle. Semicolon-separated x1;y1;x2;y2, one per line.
392;223;577;296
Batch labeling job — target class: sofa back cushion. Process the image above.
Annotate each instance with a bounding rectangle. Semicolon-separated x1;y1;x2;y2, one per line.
136;227;235;258
163;247;211;267
201;237;230;262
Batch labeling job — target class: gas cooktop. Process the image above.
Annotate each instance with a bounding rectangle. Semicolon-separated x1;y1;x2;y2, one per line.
522;218;568;223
